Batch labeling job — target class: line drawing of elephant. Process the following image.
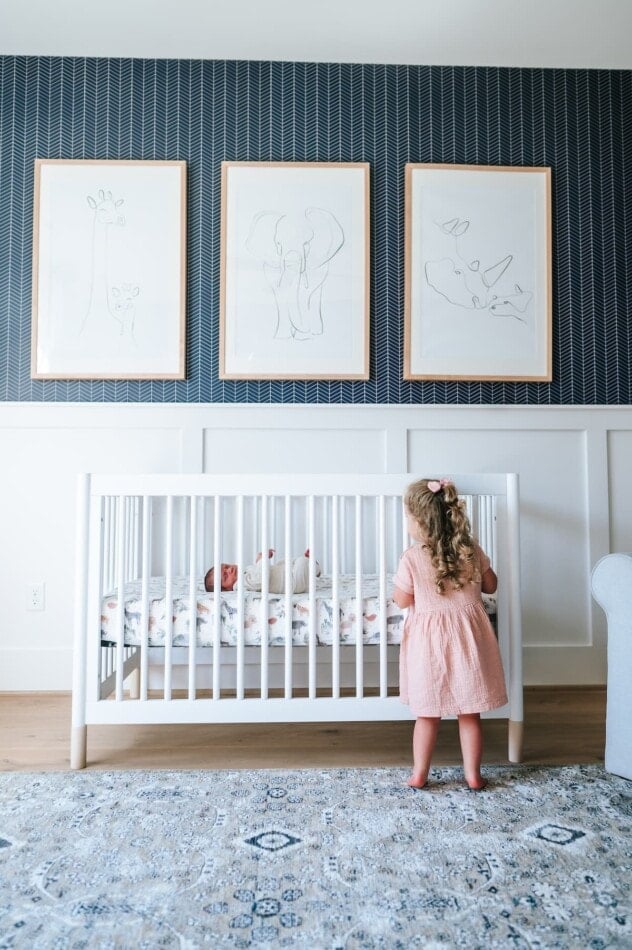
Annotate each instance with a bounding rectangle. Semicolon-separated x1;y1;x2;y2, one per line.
423;216;533;323
246;206;345;340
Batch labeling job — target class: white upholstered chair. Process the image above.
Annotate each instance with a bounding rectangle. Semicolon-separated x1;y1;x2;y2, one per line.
591;553;632;782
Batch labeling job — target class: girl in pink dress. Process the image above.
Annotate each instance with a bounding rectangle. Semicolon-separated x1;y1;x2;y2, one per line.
392;478;508;791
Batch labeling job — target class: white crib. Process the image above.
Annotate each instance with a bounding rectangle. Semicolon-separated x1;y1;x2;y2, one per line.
71;473;523;769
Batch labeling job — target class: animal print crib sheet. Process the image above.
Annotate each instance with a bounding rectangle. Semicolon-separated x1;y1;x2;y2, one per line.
100;574;407;648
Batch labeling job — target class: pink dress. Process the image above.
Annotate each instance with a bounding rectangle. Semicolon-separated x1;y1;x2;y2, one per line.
393;542;508;717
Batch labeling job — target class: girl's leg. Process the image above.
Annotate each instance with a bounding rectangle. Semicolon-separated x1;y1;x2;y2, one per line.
458;713;486;790
408;716;441;788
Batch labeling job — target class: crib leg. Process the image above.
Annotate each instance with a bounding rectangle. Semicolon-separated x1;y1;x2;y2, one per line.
508;719;524;764
70;725;87;770
128;667;140;700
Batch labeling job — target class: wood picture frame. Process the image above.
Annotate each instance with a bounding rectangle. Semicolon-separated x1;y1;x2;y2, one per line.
404;163;552;382
220;161;370;380
31;159;187;380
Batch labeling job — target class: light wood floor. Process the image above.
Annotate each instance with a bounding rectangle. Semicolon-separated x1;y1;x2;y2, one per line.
0;687;605;772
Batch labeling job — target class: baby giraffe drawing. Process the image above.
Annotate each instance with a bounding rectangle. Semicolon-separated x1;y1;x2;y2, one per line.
110;283;140;341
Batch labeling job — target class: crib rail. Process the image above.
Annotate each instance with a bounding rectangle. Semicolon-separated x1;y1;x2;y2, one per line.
72;473;522;769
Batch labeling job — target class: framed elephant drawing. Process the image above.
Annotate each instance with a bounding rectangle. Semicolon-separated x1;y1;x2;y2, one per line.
404;163;552;381
220;161;370;380
31;159;187;380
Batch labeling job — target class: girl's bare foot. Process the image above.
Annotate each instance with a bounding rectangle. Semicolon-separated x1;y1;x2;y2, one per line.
407;773;428;789
465;775;488;791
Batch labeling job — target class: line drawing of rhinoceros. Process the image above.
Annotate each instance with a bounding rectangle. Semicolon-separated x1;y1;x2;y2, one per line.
424;216;533;323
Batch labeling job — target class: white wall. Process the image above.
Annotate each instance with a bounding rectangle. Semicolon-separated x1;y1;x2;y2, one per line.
1;402;631;691
3;0;632;69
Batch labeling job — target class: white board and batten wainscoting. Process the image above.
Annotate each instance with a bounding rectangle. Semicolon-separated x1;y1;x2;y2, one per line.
1;403;631;692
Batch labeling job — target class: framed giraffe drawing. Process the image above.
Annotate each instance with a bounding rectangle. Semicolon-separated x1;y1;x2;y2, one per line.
31;159;187;380
404;163;552;382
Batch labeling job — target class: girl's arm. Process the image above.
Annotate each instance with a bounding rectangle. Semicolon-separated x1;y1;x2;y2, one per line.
481;566;498;594
392;585;414;609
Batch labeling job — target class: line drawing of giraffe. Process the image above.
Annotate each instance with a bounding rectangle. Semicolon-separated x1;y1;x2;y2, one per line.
80;188;129;336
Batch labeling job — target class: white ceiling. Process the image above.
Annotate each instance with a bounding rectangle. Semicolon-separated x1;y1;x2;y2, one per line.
1;0;631;69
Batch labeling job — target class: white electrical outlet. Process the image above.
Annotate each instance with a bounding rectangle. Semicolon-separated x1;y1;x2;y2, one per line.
27;583;45;611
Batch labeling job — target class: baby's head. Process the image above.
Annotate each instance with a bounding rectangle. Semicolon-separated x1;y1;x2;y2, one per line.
204;563;238;592
404;478;460;542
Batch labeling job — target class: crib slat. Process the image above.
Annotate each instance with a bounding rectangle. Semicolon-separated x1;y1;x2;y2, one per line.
212;495;222;700
125;497;132;580
340;496;347;573
105;496;115;594
486;496;492;559
135;497;142;578
476;495;483;543
481;495;494;560
480;495;488;555
331;495;340;699
270;496;276;549
97;499;106;686
486;495;493;560
354;494;363;698
378;495;388;697
103;494;113;688
322;495;330;575
489;495;496;567
308;495;316;699
188;495;198;700
284;495;292;698
115;496;126;702
491;495;498;571
390;496;399;575
253;495;259;554
260;495;269;700
236;495;245;700
164;496;174;701
139;495;152;701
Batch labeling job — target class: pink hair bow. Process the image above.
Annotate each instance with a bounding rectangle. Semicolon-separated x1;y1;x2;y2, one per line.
428;478;452;493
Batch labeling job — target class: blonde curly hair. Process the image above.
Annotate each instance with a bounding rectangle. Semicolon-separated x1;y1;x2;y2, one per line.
404;478;479;593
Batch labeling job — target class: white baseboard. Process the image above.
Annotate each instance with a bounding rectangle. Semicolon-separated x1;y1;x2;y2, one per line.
0;648;74;691
523;646;606;685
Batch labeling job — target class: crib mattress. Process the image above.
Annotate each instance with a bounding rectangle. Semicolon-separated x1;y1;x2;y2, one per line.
100;574;409;648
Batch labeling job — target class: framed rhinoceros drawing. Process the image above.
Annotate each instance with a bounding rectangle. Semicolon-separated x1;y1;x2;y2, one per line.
219;161;370;380
404;163;552;382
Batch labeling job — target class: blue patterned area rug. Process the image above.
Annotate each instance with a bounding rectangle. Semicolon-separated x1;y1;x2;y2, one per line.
0;764;630;948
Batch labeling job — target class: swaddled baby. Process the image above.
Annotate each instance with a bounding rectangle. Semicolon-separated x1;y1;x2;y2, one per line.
204;549;321;594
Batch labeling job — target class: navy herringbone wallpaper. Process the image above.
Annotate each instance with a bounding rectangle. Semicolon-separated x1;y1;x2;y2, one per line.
0;58;630;403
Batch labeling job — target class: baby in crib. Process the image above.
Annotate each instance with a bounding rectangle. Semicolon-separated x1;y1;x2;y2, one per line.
204;549;321;594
